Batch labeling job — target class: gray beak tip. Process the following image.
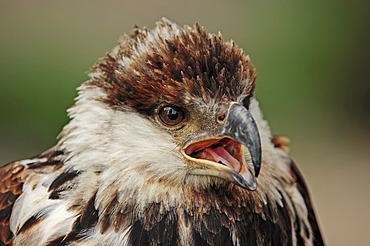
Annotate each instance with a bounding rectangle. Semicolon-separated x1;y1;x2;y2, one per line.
251;149;262;177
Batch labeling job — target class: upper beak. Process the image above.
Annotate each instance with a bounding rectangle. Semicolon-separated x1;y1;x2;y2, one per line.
222;102;262;177
182;102;262;190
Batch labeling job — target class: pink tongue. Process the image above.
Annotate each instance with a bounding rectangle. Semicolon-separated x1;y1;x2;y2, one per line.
193;146;241;172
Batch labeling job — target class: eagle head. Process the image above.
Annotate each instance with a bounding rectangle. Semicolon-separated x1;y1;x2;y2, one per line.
60;18;262;196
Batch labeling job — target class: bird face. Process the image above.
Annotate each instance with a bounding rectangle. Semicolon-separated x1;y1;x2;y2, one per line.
153;101;261;190
63;19;261;192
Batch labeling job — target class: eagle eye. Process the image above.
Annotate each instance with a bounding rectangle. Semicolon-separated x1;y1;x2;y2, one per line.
158;106;185;127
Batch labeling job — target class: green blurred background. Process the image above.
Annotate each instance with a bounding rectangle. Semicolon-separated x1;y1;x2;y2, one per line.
0;1;369;244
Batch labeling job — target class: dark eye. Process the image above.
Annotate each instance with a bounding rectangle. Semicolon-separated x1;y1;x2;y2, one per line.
158;106;185;126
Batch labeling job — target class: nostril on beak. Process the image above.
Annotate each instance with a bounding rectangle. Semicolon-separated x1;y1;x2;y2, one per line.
217;114;226;123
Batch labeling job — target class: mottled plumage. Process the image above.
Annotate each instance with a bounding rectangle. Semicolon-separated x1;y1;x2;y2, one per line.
0;19;324;245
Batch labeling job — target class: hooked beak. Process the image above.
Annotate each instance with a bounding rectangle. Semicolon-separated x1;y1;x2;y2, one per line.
182;102;262;190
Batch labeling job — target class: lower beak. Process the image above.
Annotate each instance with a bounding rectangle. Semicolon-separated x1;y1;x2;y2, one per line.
182;102;262;190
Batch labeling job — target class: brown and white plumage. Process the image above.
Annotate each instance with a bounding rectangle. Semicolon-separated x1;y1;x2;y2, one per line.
0;19;324;245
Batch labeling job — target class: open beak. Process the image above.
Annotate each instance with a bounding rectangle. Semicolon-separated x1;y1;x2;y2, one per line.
182;102;262;190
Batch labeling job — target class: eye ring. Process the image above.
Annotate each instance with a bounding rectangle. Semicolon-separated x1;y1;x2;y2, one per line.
158;105;186;127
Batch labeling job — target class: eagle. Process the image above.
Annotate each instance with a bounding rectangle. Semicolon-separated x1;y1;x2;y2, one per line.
0;19;324;245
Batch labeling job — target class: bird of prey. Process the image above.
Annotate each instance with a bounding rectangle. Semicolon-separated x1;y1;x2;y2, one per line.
0;19;324;245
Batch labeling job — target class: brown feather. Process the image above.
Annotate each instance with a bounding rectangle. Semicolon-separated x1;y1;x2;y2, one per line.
89;22;256;115
0;162;25;245
272;135;290;153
